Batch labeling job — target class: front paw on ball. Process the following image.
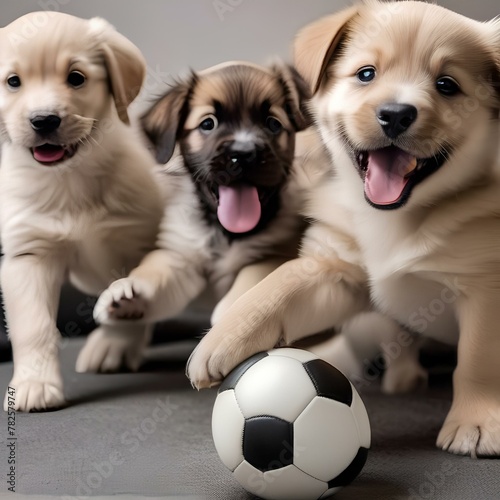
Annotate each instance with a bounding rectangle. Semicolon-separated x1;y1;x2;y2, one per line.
186;344;226;390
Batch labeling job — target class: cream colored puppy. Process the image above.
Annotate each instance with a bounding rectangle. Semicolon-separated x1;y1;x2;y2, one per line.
188;1;500;457
0;12;163;411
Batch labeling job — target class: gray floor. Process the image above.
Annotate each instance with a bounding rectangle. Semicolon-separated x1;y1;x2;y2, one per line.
0;339;499;499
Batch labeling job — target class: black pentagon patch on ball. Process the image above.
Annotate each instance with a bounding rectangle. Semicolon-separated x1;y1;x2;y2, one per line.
243;416;294;472
328;447;369;488
218;351;269;393
303;359;353;406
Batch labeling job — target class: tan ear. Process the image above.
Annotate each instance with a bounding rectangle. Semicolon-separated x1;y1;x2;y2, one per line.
272;63;312;131
141;75;196;164
293;6;359;95
90;18;146;124
488;17;500;102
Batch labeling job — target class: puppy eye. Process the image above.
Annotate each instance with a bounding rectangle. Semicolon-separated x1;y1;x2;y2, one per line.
266;116;283;134
199;115;218;134
6;74;21;90
67;71;86;88
356;66;376;83
436;76;460;97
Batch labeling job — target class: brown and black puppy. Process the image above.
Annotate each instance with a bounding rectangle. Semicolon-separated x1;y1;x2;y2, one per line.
144;61;310;238
91;61;328;363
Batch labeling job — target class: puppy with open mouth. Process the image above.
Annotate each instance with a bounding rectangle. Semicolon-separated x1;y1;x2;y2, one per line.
0;12;164;411
91;61;328;366
187;1;500;457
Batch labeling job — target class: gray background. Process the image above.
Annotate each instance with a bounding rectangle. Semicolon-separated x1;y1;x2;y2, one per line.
1;0;498;106
0;2;499;499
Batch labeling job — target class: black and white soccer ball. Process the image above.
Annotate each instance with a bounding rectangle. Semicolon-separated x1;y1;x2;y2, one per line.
212;348;370;500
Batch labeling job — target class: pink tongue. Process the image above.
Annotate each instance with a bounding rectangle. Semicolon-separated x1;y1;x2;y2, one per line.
33;145;65;163
217;185;261;233
364;147;415;205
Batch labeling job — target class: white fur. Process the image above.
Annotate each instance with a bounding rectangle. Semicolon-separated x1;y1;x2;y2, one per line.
0;13;163;411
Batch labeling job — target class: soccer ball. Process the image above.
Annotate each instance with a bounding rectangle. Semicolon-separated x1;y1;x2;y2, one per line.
212;348;370;500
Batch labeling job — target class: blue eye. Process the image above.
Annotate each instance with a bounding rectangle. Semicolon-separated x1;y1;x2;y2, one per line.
436;76;460;97
356;66;376;83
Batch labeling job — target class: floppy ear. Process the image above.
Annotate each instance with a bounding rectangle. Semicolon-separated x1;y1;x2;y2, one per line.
272;63;312;131
140;76;195;164
293;6;358;95
90;18;146;124
488;18;500;102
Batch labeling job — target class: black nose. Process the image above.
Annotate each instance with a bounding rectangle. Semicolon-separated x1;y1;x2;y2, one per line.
30;114;61;134
229;141;258;164
376;103;417;139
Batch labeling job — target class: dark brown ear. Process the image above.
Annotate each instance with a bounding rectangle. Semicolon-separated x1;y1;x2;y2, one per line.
293;6;359;95
273;63;312;131
140;76;196;164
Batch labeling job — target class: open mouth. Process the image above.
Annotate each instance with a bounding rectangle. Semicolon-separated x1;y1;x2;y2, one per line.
31;143;78;165
355;146;449;209
213;183;263;234
206;183;280;235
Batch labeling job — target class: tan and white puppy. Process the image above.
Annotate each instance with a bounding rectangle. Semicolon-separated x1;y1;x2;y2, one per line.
0;12;163;411
187;1;500;457
93;62;328;359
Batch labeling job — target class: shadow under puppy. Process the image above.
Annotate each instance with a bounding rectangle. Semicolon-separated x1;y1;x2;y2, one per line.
90;61;328;368
187;1;500;458
0;12;163;411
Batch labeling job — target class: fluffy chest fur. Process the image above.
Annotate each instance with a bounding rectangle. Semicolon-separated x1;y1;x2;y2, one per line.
0;130;163;296
306;157;500;345
154;152;310;298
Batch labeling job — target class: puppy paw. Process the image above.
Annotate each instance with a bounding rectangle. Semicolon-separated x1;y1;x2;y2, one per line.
75;326;148;373
4;379;65;412
437;400;500;457
187;325;279;390
382;361;428;394
186;342;230;390
94;278;150;324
